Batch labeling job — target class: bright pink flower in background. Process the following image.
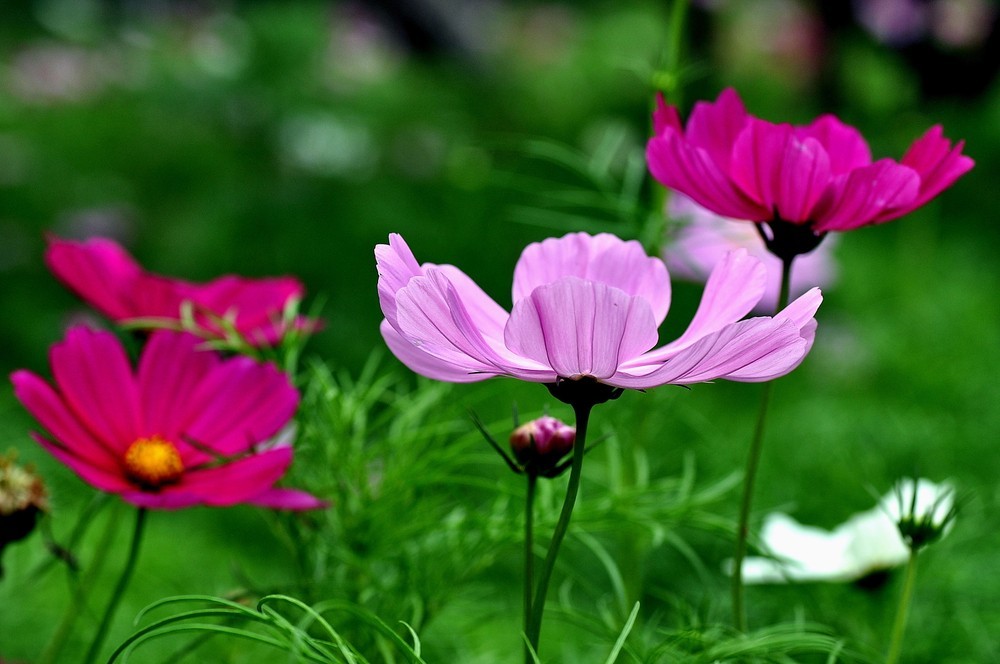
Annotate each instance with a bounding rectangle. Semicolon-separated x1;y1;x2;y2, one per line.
10;327;323;510
664;193;839;313
646;88;973;235
377;232;822;390
45;236;317;346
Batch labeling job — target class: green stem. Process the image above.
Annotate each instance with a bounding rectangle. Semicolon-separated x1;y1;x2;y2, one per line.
731;257;793;632
523;474;537;663
82;507;148;664
525;402;592;659
39;499;120;664
885;550;919;664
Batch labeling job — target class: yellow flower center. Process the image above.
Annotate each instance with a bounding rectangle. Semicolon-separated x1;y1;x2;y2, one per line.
123;437;184;489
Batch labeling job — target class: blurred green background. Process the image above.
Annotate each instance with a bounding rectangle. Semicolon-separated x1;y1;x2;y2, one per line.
1;0;999;661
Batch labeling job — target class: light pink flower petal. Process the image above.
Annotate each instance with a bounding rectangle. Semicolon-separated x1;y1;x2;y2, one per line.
505;277;658;380
244;487;328;510
136;331;220;465
32;433;133;493
184;356;299;456
11;370;121;467
380;320;500;383
685;88;749;174
376;233;424;328
796;115;872;174
430;263;510;336
512;233;671;324
652;92;683;135
731;119;832;223
813;159;921;232
876;125;974;221
633;249;767;364
50;327;141;453
615;316;808;388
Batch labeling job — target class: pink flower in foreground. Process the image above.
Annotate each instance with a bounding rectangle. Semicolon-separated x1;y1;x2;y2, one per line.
45;236;317;346
646;88;973;256
10;327;323;510
377;232;821;398
665;194;838;314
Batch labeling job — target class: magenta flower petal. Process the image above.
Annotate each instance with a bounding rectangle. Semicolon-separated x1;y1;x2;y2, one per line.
648;87;972;236
32;433;134;493
505;277;658;381
730;120;833;223
512;233;671;324
796;115;872;174
50;327;141;453
173;447;294;508
685;87;749;173
45;235;315;346
11;370;120;467
813;159;921;232
244;488;329;510
12;327;320;510
653;93;683;135
647;129;770;221
185;355;300;456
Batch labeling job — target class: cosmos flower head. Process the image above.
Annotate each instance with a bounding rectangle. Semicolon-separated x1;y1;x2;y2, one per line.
736;478;956;584
45;235;318;347
376;231;821;404
646;88;973;257
11;327;324;511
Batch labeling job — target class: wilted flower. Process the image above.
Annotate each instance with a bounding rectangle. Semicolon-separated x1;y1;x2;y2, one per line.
647;88;973;258
11;327;323;510
0;451;49;574
664;193;838;313
376;232;821;403
737;478;955;584
45;235;317;346
509;416;576;478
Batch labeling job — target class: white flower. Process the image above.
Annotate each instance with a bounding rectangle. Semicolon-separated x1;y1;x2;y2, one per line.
735;478;955;584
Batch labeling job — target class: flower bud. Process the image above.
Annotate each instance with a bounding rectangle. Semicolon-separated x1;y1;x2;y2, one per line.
509;416;576;477
889;478;956;552
1;451;49;574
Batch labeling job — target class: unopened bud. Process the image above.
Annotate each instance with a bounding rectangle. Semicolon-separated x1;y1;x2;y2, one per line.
509;416;576;477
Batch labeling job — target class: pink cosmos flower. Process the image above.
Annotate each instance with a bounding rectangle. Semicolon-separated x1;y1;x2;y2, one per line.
377;232;822;393
10;327;323;510
45;235;317;346
646;88;973;240
664;193;838;314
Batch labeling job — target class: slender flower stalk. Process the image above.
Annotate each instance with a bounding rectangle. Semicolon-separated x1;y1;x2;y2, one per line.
526;401;593;660
732;256;793;630
885;549;919;664
523;473;537;663
81;508;147;664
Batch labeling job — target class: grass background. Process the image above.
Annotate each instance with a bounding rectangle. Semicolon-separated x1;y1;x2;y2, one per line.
1;1;998;661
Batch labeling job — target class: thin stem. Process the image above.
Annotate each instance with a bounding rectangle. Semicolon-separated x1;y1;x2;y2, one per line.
525;402;592;659
39;499;120;664
82;507;148;664
886;550;919;664
523;474;537;663
731;256;793;632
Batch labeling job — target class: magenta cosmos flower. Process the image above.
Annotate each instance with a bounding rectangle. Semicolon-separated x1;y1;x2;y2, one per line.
45;236;317;346
10;327;323;510
646;88;973;258
377;232;821;400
